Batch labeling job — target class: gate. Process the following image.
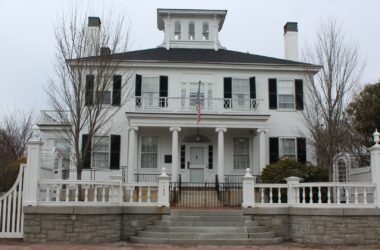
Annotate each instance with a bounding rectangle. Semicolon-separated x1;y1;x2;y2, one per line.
169;181;242;208
0;165;25;238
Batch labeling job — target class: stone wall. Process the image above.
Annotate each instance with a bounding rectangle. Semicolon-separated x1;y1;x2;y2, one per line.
23;206;169;243
244;207;380;245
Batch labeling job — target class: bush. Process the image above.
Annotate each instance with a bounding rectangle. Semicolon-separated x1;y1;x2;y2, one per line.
0;157;25;193
261;159;328;183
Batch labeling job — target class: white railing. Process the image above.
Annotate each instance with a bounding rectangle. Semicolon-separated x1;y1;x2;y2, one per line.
37;180;158;206
254;184;289;206
0;165;25;238
126;96;264;114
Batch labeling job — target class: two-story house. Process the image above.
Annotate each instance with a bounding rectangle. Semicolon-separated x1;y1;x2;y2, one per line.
38;9;320;183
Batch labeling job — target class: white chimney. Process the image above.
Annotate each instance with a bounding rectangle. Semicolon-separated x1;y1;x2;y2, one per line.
283;22;298;61
87;17;101;56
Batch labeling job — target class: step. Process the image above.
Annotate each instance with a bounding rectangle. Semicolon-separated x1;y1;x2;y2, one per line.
154;220;258;227
171;210;243;216
137;231;276;239
129;236;284;245
144;225;269;233
163;215;250;221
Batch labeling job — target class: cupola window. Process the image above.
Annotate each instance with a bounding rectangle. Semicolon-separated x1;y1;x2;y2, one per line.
174;21;181;40
189;22;195;40
202;23;209;40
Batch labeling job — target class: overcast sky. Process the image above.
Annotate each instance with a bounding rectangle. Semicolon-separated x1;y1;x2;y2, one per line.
0;0;379;114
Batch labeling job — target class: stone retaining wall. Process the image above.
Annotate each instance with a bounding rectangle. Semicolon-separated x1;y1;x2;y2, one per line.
23;206;169;243
244;207;380;245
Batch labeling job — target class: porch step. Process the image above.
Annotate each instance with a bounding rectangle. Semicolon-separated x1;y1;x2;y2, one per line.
129;210;283;246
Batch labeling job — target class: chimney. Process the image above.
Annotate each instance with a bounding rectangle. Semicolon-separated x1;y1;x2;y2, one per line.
87;17;101;56
100;47;111;56
283;22;298;61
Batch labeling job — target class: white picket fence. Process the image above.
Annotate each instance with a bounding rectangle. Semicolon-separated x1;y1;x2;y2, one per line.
0;165;25;238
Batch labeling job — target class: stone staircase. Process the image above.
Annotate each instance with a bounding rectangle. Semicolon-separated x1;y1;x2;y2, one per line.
129;210;283;245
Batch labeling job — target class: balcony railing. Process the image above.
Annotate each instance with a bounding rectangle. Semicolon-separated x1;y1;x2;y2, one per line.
126;96;264;114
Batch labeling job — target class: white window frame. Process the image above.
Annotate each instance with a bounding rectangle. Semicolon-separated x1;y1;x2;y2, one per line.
279;137;297;161
139;135;159;170
233;138;250;170
277;79;295;110
174;21;181;40
92;135;110;169
232;78;250;110
181;82;213;110
188;22;195;40
141;76;160;108
202;22;209;40
94;75;113;105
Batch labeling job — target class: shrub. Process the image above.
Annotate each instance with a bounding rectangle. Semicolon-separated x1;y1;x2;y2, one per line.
261;159;328;184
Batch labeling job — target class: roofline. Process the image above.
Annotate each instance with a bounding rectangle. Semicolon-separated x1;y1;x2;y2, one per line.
157;8;227;31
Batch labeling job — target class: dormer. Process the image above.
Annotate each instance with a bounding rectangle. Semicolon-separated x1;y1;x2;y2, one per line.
157;9;227;50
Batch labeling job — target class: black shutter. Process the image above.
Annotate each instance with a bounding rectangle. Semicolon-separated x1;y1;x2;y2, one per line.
268;78;277;109
180;145;186;169
208;145;213;169
112;75;121;106
135;74;142;107
224;77;232;108
81;134;91;169
297;137;306;163
269;137;279;164
295;79;304;110
85;75;94;106
249;77;256;109
159;75;168;107
110;135;121;169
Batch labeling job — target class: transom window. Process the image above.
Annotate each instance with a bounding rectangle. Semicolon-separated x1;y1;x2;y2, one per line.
232;78;250;109
202;23;209;40
141;136;158;169
233;138;249;169
278;80;295;109
189;22;195;40
142;77;159;107
92;136;110;169
279;138;296;160
174;21;181;40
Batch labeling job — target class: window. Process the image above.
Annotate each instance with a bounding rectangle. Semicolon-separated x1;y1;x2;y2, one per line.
278;80;295;109
189;22;195;40
92;136;110;168
181;82;213;110
189;82;205;107
232;78;250;109
142;77;159;107
141;136;158;168
95;91;111;104
174;21;181;40
202;23;209;40
233;138;249;169
279;138;296;160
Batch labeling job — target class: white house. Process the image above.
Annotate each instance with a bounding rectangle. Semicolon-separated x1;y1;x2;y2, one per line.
38;9;320;183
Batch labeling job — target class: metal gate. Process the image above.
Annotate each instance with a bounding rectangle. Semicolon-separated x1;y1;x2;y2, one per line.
0;165;25;238
169;182;242;208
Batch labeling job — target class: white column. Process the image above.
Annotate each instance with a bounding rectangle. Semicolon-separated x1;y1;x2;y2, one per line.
158;167;170;207
170;127;181;182
242;168;256;208
24;126;43;206
216;128;227;182
370;130;380;207
257;129;267;173
127;127;138;183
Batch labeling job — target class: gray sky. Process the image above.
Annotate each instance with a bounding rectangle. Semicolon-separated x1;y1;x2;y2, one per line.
0;0;379;113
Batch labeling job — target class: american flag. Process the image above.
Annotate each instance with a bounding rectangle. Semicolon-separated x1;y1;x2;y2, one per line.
196;81;201;124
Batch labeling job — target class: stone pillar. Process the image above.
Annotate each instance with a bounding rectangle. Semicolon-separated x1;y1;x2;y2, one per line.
285;176;301;205
170;127;181;182
242;168;256;208
158;167;170;207
127;127;138;183
369;129;380;207
216;128;227;182
257;128;267;173
24;126;43;206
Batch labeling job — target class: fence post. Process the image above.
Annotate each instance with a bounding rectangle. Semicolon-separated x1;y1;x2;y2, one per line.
158;167;170;207
24;126;43;206
369;129;380;207
242;168;256;208
285;176;301;205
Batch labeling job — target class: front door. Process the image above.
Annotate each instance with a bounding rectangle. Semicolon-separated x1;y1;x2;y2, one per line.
189;145;206;182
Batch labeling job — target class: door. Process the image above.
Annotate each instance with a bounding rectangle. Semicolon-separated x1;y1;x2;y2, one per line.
189;146;206;182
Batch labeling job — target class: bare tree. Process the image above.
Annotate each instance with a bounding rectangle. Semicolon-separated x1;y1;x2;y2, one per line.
47;5;130;180
302;18;365;180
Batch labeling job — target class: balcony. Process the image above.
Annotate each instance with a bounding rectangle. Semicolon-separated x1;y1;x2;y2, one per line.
125;97;264;114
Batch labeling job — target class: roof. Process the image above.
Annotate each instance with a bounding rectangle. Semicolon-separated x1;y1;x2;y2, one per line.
80;47;316;67
157;9;227;31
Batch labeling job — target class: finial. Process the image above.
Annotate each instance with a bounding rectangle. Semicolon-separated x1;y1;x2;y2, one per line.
374;129;380;145
160;167;168;177
244;168;252;177
31;125;41;140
